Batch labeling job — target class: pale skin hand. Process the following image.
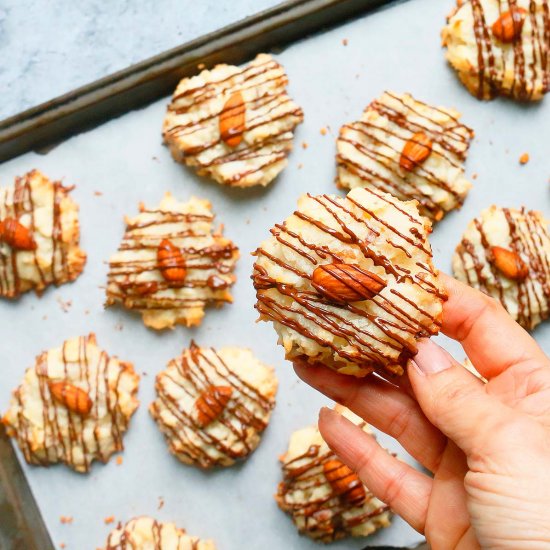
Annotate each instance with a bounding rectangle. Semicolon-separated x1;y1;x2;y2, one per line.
293;273;550;549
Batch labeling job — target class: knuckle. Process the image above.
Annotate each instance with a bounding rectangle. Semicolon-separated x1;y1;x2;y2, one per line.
386;406;413;440
380;467;408;506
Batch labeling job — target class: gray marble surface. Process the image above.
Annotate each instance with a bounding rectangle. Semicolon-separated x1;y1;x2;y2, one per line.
0;0;282;120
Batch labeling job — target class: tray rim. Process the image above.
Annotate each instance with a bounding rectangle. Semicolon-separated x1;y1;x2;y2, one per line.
0;0;401;163
0;1;425;549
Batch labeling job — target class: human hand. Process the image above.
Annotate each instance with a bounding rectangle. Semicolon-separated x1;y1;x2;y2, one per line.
293;273;550;549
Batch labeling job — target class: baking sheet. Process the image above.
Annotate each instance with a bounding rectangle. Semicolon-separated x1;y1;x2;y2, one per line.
1;0;549;548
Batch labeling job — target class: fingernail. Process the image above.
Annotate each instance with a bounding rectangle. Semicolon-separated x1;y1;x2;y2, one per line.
411;339;454;375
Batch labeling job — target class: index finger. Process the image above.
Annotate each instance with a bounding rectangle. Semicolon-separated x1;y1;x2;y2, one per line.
439;272;548;378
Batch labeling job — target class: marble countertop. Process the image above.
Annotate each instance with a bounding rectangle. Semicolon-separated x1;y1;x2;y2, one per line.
0;0;281;120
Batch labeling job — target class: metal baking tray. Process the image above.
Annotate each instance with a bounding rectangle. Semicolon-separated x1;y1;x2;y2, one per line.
2;0;549;548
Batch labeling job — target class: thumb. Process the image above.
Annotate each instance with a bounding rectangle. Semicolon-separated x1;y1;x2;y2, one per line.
409;339;514;456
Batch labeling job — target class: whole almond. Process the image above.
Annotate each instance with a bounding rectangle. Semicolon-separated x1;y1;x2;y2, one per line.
492;7;527;43
311;263;386;303
48;381;93;416
0;217;36;251
219;91;246;147
491;246;528;281
157;239;186;283
400;132;433;171
195;385;233;427
323;459;366;506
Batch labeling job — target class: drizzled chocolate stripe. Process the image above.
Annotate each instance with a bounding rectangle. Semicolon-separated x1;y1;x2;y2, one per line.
0;170;85;298
462;0;549;99
337;92;473;221
453;207;550;330
6;335;138;473
253;190;444;376
105;517;207;550
163;54;303;188
151;343;275;468
277;424;390;542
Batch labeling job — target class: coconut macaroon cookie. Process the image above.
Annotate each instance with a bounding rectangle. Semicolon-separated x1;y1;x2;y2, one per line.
2;334;139;473
162;53;304;187
0;169;86;298
150;341;278;468
453;205;550;330
277;407;391;543
442;0;550;101
252;188;445;377
106;193;239;330
337;91;474;222
102;517;216;550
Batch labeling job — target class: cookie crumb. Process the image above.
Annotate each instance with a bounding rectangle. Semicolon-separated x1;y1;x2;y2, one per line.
519;153;530;165
104;516;115;525
56;297;72;313
93;191;103;197
116;455;123;466
158;497;165;510
114;322;124;332
342;39;348;46
301;141;308;149
472;173;478;180
60;544;66;549
197;63;205;70
60;516;73;524
320;127;328;136
298;163;303;170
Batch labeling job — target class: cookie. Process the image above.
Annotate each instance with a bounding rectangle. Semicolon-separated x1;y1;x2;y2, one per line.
442;0;550;101
337;91;474;222
453;205;550;329
102;517;216;550
276;407;391;543
150;341;277;468
2;334;139;473
252;188;445;377
163;53;304;187
0;169;86;298
105;194;239;330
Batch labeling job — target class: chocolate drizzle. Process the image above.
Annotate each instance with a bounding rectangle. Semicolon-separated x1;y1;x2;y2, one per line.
104;517;209;550
277;421;390;542
453;206;550;329
447;0;550;100
0;170;86;298
337;91;473;222
252;189;445;377
3;334;139;473
163;53;304;187
105;196;239;328
150;342;277;468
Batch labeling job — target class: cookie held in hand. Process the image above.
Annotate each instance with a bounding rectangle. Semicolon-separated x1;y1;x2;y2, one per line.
252;188;445;377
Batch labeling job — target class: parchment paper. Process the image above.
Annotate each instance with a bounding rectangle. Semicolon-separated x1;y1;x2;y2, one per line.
1;0;549;548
